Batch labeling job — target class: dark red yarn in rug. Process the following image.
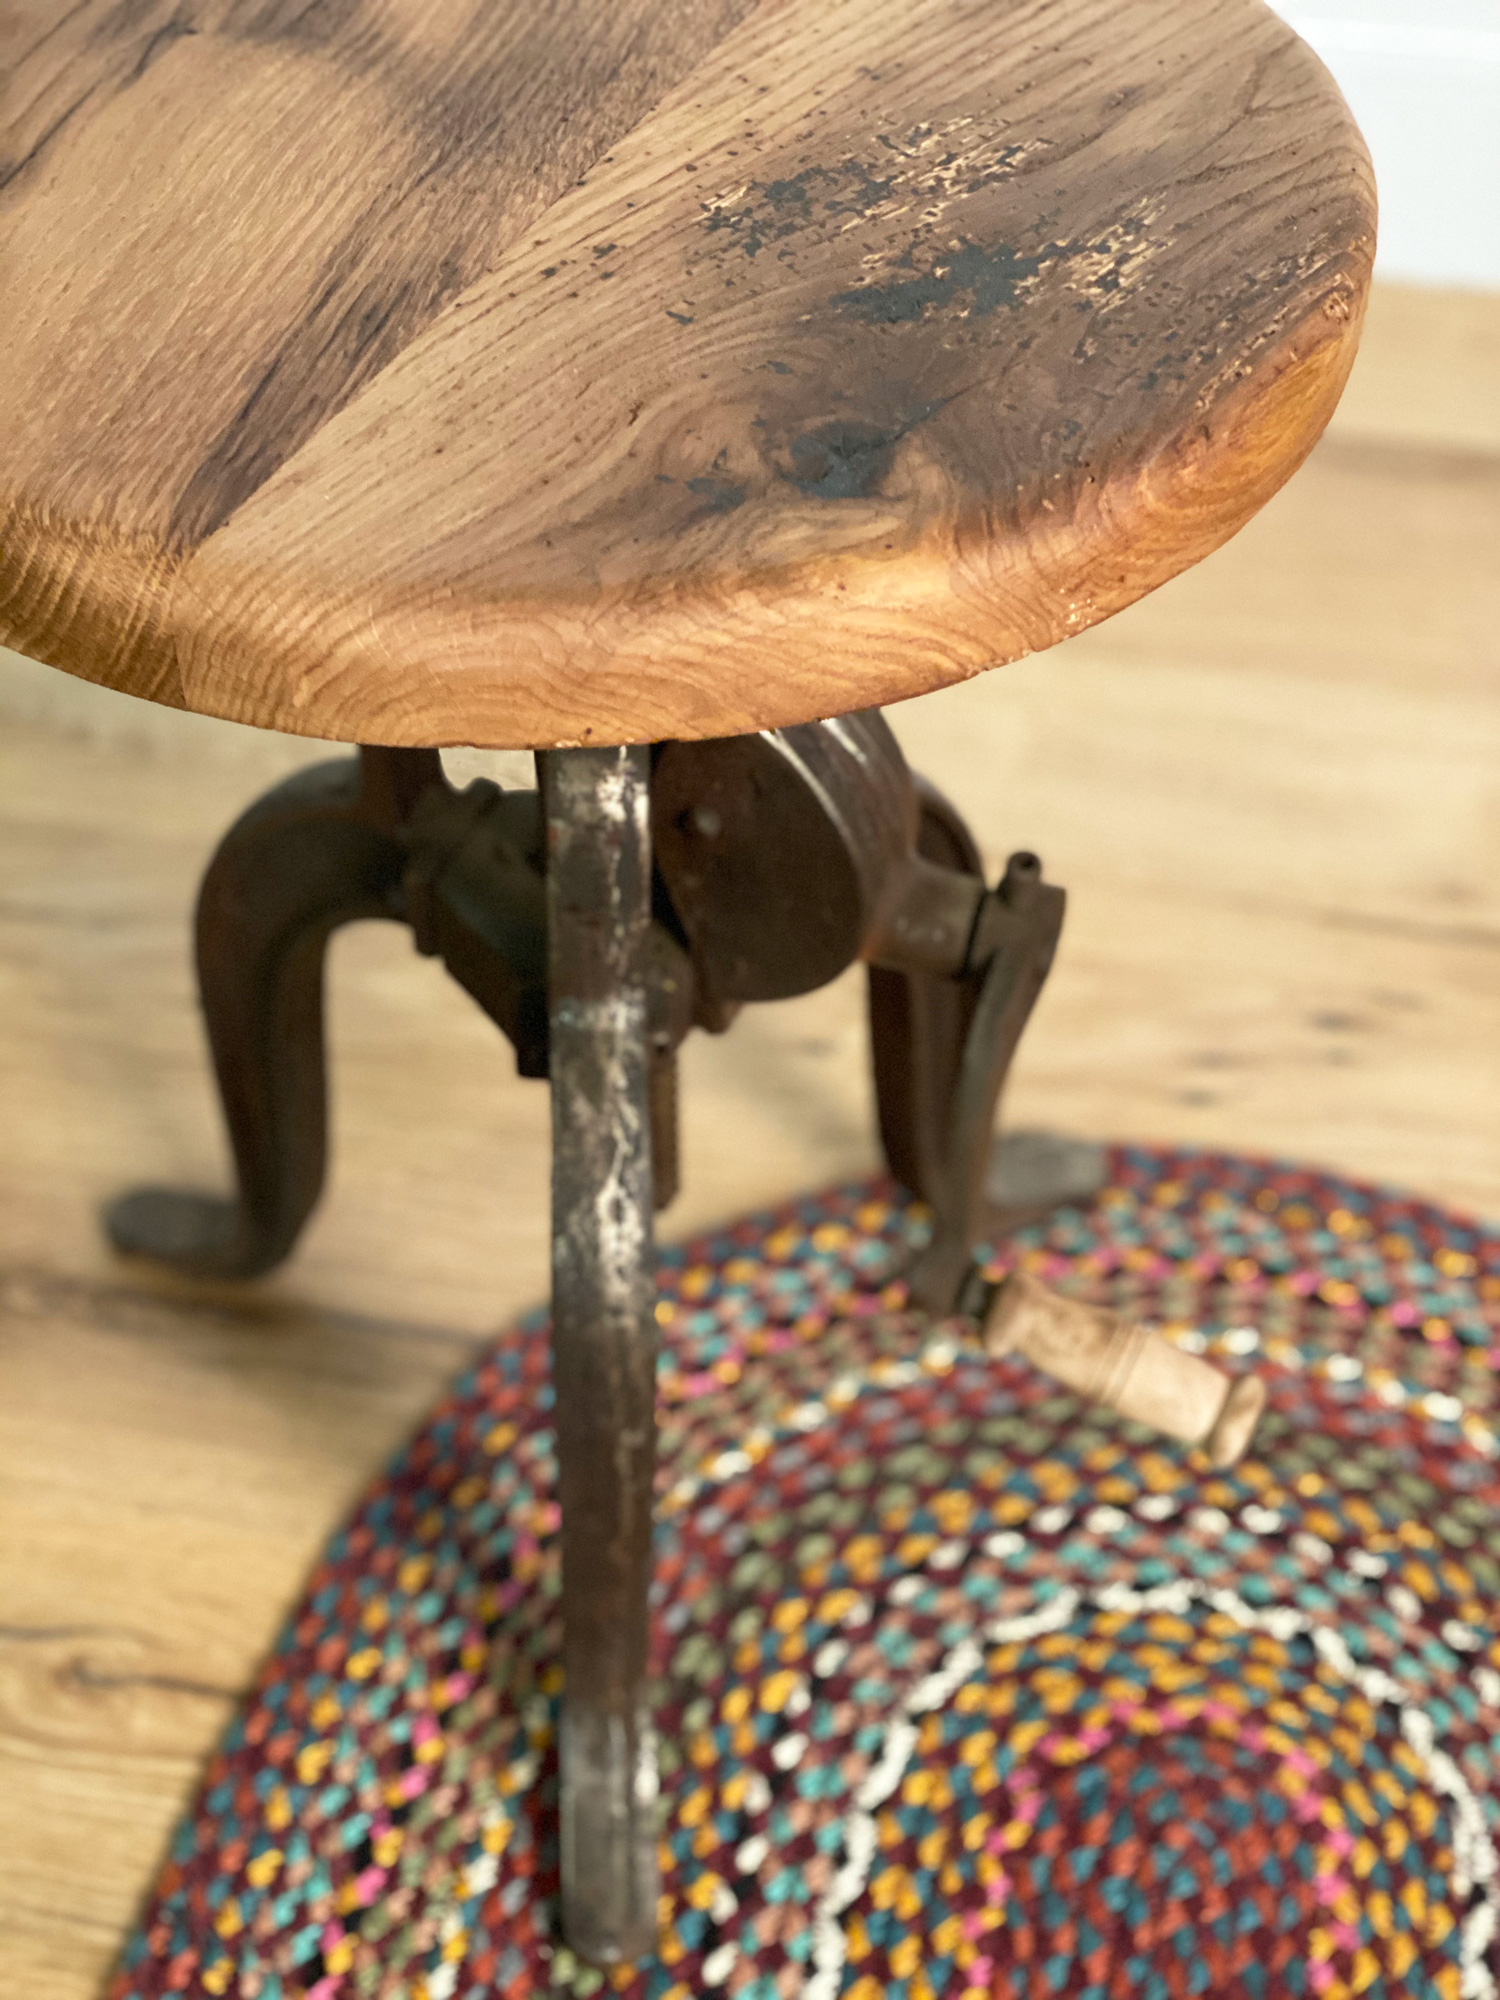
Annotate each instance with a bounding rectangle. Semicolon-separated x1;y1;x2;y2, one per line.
111;1146;1500;2000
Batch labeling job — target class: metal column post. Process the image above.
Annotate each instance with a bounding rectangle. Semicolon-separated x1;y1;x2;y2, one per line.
541;742;659;1963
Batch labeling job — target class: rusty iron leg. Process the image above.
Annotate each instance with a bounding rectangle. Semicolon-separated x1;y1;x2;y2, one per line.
904;852;1067;1314
867;775;986;1207
541;743;660;1964
105;750;442;1278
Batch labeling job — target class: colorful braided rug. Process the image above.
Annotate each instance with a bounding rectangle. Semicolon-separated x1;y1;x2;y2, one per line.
112;1146;1500;2000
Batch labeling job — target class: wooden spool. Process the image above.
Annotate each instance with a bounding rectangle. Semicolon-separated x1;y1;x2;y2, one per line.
983;1269;1267;1468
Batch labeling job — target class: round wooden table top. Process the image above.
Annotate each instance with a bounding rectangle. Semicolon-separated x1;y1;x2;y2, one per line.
1;0;1373;751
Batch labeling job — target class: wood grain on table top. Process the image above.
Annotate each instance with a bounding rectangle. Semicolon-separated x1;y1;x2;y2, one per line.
1;0;1374;747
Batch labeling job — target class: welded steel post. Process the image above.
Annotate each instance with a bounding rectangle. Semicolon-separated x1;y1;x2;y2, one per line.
541;743;659;1963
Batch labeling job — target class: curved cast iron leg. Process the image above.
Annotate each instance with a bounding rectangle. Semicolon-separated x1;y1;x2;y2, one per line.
542;743;660;1964
105;754;428;1278
867;776;985;1204
907;853;1065;1312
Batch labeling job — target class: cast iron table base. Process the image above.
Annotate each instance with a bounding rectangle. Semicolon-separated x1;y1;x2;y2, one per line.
106;712;1066;1960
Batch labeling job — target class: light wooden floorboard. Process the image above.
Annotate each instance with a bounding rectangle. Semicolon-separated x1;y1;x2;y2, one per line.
2;282;1497;1996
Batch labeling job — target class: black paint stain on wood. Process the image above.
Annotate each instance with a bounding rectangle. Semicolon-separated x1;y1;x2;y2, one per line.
700;138;1028;263
685;474;746;513
832;240;1053;324
709;160;901;258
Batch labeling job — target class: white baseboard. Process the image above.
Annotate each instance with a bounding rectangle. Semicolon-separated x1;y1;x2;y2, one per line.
1272;2;1500;290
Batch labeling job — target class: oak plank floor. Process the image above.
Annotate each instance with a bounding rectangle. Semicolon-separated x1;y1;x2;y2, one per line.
2;282;1498;1997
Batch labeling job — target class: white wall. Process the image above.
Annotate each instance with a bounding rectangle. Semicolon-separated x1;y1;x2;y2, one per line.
1270;1;1500;289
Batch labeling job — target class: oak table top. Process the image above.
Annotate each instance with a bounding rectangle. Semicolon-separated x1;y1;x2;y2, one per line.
0;0;1374;749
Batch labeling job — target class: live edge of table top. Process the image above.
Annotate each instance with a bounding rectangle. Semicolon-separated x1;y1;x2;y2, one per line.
0;0;1373;751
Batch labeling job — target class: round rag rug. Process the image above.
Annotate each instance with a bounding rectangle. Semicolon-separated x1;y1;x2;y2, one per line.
112;1146;1499;2000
